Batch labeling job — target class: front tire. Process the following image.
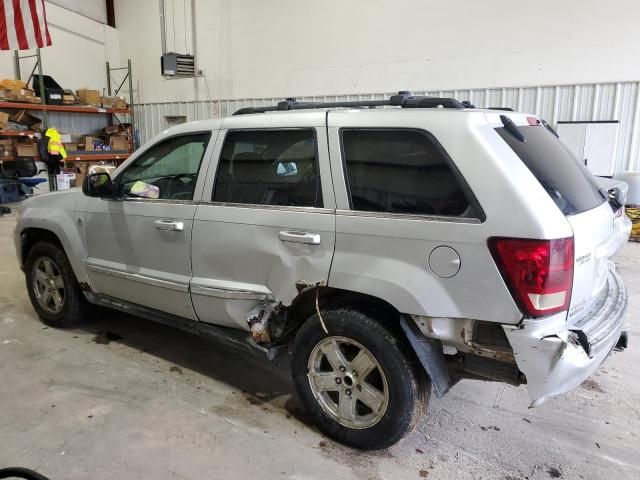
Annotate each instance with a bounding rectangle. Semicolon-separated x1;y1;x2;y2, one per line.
25;241;90;328
291;308;429;449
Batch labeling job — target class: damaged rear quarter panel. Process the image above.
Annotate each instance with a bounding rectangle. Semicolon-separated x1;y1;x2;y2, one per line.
504;267;626;407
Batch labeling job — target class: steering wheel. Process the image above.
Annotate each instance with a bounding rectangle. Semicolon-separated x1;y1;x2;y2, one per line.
166;173;196;199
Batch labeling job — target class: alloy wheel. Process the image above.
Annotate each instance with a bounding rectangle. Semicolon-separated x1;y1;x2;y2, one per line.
32;257;65;314
307;336;389;429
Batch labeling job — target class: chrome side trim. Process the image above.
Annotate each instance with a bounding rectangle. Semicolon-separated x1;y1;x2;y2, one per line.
200;202;335;215
101;198;196;206
335;209;482;224
86;264;189;292
190;284;271;301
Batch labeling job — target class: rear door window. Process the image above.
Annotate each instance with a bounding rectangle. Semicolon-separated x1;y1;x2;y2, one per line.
340;129;482;219
496;126;605;215
213;129;323;207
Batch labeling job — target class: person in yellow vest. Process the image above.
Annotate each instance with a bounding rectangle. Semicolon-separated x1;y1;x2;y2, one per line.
44;127;67;191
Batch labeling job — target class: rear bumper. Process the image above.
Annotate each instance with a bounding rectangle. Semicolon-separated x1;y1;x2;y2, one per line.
504;263;627;406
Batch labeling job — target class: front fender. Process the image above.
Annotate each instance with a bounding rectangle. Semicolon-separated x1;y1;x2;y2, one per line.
16;192;89;285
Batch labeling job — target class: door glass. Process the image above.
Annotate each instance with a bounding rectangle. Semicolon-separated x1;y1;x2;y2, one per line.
212;129;323;207
118;133;211;200
341;129;480;218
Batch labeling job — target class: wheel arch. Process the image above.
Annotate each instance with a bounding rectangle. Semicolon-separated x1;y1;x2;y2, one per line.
287;286;402;330
286;286;453;398
19;225;90;287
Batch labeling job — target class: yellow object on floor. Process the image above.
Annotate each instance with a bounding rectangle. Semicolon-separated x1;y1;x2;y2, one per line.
626;206;640;238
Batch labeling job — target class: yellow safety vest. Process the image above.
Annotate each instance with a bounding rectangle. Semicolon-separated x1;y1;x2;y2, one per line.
45;128;67;159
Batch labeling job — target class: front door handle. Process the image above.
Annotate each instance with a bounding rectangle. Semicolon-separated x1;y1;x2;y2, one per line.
278;230;321;245
154;219;184;232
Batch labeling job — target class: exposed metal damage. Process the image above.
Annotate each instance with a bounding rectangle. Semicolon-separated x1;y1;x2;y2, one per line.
245;279;328;347
410;315;516;364
246;302;281;344
294;279;327;295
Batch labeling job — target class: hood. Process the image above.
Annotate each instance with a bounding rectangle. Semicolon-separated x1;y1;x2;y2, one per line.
19;189;84;212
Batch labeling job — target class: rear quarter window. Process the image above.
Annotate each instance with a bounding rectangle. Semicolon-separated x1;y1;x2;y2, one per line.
496;126;605;215
340;129;482;219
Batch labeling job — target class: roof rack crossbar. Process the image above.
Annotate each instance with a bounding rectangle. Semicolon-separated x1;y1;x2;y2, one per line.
232;91;467;115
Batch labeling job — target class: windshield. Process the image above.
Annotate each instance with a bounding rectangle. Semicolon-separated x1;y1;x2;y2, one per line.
496;125;606;215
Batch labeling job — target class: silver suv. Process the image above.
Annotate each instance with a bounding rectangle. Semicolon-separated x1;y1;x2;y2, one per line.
14;93;631;449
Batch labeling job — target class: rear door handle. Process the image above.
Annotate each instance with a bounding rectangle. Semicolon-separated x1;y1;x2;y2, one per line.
154;219;184;231
278;230;321;245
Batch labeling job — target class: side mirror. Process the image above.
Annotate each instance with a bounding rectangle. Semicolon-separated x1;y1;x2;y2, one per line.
83;173;115;198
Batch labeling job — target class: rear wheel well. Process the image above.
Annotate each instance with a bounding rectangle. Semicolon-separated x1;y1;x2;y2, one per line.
21;228;64;266
287;286;402;332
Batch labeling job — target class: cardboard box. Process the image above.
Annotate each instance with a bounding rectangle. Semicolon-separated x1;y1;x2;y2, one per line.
0;111;8;130
16;142;35;156
109;135;129;152
79;135;95;151
12;87;34;97
62;94;75;104
9;110;42;129
56;173;75;190
0;89;13;101
101;96;127;109
76;89;101;106
64;142;78;152
74;162;89;187
0;145;13;158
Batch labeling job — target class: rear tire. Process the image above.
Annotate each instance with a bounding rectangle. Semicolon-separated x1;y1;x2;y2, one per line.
291;308;429;449
25;241;90;328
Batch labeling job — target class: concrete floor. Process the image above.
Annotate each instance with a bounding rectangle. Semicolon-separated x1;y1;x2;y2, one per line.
1;207;639;480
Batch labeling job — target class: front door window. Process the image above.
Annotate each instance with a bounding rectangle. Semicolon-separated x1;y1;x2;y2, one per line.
118;133;211;201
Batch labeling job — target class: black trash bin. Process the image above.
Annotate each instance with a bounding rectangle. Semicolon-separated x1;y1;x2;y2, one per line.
32;74;64;105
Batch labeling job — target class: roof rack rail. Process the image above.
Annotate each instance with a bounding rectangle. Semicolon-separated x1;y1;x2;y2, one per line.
233;91;468;115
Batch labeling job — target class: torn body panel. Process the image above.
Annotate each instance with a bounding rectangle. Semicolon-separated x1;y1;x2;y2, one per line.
246;301;284;344
410;315;515;363
190;204;335;329
505;265;627;406
246;281;327;346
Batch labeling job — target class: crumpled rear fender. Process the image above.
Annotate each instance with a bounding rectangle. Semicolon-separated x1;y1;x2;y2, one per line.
504;266;627;406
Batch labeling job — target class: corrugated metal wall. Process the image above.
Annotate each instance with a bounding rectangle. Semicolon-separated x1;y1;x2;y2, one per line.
46;111;110;135
134;81;640;177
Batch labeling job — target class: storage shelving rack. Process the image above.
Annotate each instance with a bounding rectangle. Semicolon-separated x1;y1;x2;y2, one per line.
1;52;135;167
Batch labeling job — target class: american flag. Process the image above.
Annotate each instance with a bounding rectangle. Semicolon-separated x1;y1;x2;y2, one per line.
0;0;51;51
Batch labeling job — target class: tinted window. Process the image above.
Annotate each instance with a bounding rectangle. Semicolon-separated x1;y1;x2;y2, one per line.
213;130;322;207
341;129;478;217
496;126;605;215
118;133;210;200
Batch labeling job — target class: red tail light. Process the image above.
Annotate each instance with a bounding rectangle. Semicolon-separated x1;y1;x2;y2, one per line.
488;237;574;318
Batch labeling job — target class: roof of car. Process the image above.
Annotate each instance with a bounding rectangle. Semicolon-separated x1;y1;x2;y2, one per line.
157;97;533;137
